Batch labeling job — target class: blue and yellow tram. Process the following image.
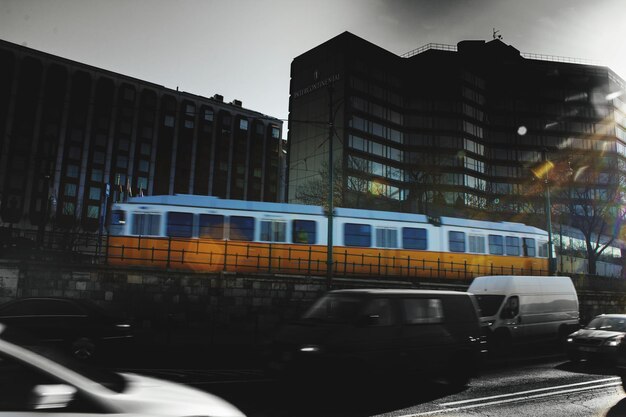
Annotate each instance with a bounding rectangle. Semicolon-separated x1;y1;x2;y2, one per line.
107;195;550;278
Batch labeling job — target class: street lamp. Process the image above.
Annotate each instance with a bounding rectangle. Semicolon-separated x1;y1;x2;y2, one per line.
326;85;335;290
530;149;556;275
521;127;556;275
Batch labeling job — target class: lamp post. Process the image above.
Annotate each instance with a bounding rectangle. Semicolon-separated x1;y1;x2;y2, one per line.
326;85;334;290
540;149;556;275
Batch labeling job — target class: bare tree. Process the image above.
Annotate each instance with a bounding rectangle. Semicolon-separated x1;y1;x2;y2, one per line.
294;159;346;208
545;154;625;275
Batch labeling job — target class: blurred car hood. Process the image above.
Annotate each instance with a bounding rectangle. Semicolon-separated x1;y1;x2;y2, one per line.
118;373;246;417
574;328;624;339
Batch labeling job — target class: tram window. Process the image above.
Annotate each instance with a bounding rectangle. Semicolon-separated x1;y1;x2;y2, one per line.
376;228;398;248
505;236;520;256
344;223;371;247
167;212;193;237
523;238;536;257
199;214;224;239
469;235;486;253
132;213;161;236
448;231;465;253
109;210;127;235
230;216;255;241
260;220;286;242
489;235;504;255
402;227;427;250
538;241;548;258
293;220;316;244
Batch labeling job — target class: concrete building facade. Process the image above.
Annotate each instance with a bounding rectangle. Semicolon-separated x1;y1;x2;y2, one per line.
287;32;626;229
0;40;284;232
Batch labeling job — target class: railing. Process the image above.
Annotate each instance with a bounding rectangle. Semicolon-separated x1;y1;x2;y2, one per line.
400;43;601;67
105;235;549;281
4;228;622;283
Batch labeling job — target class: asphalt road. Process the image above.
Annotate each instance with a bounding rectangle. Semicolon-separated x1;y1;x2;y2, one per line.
116;349;626;417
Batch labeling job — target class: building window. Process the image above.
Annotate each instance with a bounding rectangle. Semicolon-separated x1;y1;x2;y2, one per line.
140;142;151;156
138;159;150;172
66;165;79;178
91;169;103;182
64;183;77;197
204;109;214;122
93;152;105;164
118;139;130;151
184;120;194;129
116;156;128;169
271;127;280;139
137;177;148;191
164;115;175;127
87;205;99;219
68;146;81;160
88;187;101;201
239;119;249;131
62;202;75;216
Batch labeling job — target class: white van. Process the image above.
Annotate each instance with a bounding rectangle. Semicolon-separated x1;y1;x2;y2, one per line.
467;275;579;349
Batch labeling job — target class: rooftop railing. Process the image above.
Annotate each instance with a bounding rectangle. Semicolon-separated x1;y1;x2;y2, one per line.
401;43;602;67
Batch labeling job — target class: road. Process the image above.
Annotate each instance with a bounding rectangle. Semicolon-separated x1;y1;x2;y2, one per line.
118;352;626;417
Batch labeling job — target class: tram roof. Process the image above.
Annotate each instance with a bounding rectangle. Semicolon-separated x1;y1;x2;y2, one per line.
123;195;546;235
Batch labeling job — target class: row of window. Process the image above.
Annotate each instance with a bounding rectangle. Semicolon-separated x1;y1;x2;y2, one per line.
116;210;545;257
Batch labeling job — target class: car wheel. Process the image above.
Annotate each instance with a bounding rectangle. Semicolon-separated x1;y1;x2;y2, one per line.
71;337;96;360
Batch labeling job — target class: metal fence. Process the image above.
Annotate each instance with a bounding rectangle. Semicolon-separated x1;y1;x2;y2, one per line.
4;228;623;286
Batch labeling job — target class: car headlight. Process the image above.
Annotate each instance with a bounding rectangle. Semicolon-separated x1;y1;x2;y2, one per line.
605;335;624;347
299;344;322;353
566;337;574;343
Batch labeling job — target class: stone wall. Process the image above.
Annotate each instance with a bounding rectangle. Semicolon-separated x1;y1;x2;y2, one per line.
2;261;626;346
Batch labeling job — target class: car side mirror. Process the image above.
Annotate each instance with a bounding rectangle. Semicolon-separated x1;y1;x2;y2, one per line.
30;384;77;410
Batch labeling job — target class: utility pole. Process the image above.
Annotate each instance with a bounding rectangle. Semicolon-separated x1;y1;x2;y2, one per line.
542;150;556;275
326;85;334;290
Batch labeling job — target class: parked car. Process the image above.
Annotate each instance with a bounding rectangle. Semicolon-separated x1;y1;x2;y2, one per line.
468;275;579;351
0;323;245;416
0;297;133;360
566;314;626;363
265;289;485;387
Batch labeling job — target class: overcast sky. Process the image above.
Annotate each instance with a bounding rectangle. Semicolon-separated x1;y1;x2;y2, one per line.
1;0;625;136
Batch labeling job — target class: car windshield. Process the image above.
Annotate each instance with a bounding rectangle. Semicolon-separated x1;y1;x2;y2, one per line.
474;294;505;317
585;316;626;332
0;326;127;393
301;294;365;323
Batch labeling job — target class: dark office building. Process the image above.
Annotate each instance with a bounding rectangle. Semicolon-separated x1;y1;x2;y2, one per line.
287;32;626;228
0;40;284;231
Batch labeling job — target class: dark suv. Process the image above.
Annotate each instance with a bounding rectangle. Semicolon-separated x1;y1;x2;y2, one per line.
266;289;485;387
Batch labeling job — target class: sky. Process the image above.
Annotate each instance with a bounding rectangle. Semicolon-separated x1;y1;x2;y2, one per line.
1;0;625;137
